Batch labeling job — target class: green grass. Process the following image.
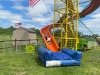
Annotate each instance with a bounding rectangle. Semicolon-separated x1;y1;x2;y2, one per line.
0;49;100;75
0;35;12;40
0;35;12;49
0;35;100;75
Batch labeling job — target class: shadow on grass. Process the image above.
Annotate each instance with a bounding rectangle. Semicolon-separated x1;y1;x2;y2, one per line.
34;56;43;67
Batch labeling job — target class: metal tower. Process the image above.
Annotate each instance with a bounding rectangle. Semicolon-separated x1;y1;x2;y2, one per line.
53;0;79;50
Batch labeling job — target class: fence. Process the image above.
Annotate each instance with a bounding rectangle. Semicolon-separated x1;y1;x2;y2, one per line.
0;38;45;54
1;38;100;54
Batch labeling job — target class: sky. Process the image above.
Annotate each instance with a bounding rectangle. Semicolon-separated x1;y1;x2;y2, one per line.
0;0;100;35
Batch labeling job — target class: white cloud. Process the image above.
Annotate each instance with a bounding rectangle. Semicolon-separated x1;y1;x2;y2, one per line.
32;17;52;24
27;0;54;17
79;13;100;35
91;13;100;18
0;0;100;35
22;24;35;28
11;0;25;5
25;0;54;29
27;2;48;17
11;0;54;28
82;11;100;28
12;5;26;10
11;16;23;23
45;0;54;5
0;10;23;22
78;0;100;35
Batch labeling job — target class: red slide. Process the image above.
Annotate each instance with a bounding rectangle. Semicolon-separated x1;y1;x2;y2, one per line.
80;0;100;17
40;0;100;52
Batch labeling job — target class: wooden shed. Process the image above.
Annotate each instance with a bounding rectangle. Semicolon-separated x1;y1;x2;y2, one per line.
13;27;37;45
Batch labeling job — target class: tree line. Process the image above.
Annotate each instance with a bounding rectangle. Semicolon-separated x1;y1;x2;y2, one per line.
78;32;99;41
0;26;41;36
0;26;99;41
0;26;15;35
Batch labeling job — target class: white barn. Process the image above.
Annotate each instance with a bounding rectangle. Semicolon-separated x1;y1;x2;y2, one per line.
13;27;37;45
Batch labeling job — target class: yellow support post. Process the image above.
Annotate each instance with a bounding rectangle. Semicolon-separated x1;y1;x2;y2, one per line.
53;0;79;50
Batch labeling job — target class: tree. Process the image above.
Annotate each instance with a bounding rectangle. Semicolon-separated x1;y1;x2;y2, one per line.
0;26;15;35
35;29;41;36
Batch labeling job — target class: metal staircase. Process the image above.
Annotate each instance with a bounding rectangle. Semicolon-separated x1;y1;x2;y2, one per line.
53;0;79;50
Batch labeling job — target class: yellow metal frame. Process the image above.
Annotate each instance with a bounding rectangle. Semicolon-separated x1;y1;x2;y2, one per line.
53;0;79;50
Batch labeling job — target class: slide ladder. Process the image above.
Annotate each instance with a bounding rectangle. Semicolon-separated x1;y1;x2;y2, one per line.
53;0;78;50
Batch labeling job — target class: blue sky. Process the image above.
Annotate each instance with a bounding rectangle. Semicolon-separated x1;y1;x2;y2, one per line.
0;0;100;35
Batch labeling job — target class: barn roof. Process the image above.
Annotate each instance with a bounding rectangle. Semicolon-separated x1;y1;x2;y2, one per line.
15;27;36;33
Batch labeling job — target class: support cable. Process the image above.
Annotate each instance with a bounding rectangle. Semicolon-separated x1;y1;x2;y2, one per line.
42;0;54;23
79;19;97;39
79;0;92;4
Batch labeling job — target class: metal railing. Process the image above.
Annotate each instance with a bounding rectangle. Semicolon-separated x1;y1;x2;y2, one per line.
0;38;45;54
